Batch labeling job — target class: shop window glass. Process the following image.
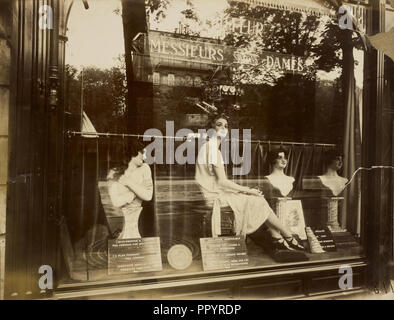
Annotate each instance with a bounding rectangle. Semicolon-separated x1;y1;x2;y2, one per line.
168;74;175;86
153;72;161;85
61;0;367;285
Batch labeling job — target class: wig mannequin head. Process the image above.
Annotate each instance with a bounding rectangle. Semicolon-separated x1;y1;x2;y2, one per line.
208;113;229;138
108;139;146;181
323;149;344;172
267;147;289;171
124;139;146;168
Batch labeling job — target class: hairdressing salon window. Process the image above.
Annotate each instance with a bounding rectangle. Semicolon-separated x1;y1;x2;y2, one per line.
60;0;366;285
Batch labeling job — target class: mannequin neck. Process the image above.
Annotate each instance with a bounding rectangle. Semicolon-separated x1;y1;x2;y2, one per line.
209;135;221;147
323;168;339;177
271;167;286;176
127;161;138;172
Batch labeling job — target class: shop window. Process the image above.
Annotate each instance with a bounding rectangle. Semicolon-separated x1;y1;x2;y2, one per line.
153;72;160;85
61;0;367;286
194;76;202;87
167;74;175;86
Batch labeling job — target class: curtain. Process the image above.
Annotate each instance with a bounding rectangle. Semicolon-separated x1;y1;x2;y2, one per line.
65;137;111;246
286;145;304;178
341;43;362;235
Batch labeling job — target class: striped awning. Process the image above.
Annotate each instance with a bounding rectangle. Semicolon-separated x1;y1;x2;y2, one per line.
232;0;336;17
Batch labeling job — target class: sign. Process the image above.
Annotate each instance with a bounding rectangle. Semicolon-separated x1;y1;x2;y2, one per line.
200;236;249;271
133;31;308;74
108;237;162;275
177;16;268;39
148;32;230;65
184;114;209;127
306;227;337;252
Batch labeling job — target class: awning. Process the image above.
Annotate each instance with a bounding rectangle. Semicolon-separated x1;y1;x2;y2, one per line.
82;111;98;138
367;27;394;62
232;0;336;17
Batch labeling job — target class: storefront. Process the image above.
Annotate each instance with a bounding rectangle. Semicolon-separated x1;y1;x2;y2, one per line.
2;0;393;299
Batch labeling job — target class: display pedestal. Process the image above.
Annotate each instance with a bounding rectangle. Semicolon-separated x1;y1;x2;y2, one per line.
325;197;346;232
120;207;143;239
273;197;292;225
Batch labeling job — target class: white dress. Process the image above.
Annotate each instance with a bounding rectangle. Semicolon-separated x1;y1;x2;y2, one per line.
195;140;272;237
108;163;153;239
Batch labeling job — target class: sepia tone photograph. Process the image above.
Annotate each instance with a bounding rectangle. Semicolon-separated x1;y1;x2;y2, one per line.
0;0;393;302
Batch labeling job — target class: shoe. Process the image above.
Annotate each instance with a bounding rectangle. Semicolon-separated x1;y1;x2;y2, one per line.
284;236;305;251
272;238;294;251
271;237;309;263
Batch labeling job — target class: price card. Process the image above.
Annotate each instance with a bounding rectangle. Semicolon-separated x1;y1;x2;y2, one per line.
200;236;249;271
108;237;162;275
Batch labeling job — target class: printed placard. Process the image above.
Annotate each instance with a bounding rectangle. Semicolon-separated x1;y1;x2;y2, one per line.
200;236;248;271
108;237;162;275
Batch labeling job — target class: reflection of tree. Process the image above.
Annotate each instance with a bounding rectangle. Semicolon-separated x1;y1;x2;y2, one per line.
312;1;363;145
224;3;321;55
223;2;322;86
65;56;128;133
145;0;170;22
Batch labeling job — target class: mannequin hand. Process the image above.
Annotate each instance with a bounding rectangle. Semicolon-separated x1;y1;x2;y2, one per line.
118;174;135;190
246;188;263;196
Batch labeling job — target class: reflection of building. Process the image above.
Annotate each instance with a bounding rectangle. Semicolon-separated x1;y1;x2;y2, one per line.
131;29;311;133
131;30;239;131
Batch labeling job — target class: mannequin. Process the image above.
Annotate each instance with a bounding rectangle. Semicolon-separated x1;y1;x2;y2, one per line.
107;140;153;239
318;150;348;196
261;148;308;239
265;149;295;198
318;149;348;231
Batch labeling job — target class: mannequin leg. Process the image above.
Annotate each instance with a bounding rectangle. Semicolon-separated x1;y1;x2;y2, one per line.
264;211;292;238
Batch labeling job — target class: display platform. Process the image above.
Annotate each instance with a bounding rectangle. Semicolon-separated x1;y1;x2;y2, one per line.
59;208;364;284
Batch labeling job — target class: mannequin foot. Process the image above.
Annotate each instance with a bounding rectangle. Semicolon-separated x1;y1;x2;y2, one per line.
272;237;295;251
270;237;309;262
284;236;305;251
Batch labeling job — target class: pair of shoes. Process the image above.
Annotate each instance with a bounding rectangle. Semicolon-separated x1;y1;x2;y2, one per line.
284;236;305;251
270;237;309;263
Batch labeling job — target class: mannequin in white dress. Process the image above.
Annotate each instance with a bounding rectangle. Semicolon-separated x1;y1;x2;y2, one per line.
318;150;348;196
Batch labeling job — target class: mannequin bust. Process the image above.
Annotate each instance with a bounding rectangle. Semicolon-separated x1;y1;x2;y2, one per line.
265;148;295;198
318;150;348;196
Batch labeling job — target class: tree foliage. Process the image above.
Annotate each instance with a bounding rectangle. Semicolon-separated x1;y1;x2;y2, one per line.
65;56;128;133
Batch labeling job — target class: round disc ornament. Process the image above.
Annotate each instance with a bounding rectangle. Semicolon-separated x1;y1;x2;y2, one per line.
167;244;193;270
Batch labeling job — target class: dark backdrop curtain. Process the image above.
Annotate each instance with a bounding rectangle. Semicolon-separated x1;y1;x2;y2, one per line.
64;137;111;247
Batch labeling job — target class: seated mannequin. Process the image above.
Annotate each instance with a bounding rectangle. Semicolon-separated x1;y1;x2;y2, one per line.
318;149;348;197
